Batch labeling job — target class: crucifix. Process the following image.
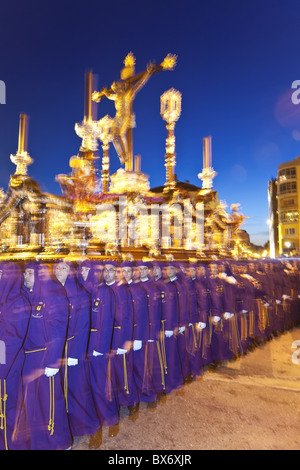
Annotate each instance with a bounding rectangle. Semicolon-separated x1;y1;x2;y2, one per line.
92;52;177;171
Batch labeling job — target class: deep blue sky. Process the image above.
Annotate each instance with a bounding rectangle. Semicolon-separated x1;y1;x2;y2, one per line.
1;0;300;246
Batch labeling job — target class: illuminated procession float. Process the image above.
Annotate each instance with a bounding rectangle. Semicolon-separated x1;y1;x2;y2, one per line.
0;53;248;262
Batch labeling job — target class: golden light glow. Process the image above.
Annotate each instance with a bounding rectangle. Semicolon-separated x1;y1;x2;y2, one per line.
161;89;182;192
161;54;177;70
0;54;250;262
124;52;136;68
93;52;177;169
10;114;33;180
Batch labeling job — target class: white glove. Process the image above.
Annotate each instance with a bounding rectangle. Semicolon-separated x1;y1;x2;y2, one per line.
275;300;281;304
242;310;248;314
226;276;237;285
197;322;206;330
147;339;155;343
282;295;290;300
212;316;221;322
178;326;185;334
165;330;174;338
117;348;127;355
133;340;142;351
93;350;103;357
264;302;270;307
223;312;231;320
45;367;59;377
67;357;78;366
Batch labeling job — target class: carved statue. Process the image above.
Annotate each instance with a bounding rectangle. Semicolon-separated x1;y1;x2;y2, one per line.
228;204;247;234
92;53;176;166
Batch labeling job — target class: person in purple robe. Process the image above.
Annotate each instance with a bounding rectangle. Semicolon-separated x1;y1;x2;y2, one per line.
218;261;242;360
0;262;31;450
87;261;119;448
134;260;165;406
103;261;138;424
155;261;184;393
262;262;279;336
175;261;197;382
266;262;283;335
231;262;253;353
165;261;191;383
282;261;300;328
16;261;72;450
53;260;99;440
151;261;169;401
185;262;203;380
239;261;266;345
235;262;256;346
278;261;295;330
92;261;104;290
206;261;228;368
195;262;212;366
77;259;95;295
120;261;156;417
251;262;273;341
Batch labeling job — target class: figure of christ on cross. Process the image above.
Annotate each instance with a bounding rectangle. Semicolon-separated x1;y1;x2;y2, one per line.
92;53;176;169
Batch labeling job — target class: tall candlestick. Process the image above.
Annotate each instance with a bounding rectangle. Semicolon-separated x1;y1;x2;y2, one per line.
203;136;212;169
84;70;97;122
18;113;28;154
134;154;141;173
10;113;33;179
75;70;99;153
160;88;181;192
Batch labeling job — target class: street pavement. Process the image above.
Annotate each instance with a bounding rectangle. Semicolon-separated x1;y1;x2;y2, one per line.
73;327;300;451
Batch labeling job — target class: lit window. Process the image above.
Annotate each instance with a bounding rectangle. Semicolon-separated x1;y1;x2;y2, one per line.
280;210;299;223
278;167;296;181
279;181;297;194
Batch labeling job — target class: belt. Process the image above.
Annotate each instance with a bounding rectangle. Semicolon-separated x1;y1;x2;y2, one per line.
25;347;47;354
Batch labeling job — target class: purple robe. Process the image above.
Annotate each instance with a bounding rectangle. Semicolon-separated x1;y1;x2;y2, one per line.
0;262;31;450
136;278;165;399
221;272;243;358
109;281;138;408
186;277;203;379
88;283;119;427
128;280;157;402
156;277;184;393
206;273;227;363
195;268;212;365
16;262;72;450
60;263;99;437
170;276;191;380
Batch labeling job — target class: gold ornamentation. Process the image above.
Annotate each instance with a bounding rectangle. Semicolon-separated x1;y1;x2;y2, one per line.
160;89;182;191
93;53;177;169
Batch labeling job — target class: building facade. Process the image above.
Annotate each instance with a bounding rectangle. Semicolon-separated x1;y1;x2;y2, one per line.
269;156;300;257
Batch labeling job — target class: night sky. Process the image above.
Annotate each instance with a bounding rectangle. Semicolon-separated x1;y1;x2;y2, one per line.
1;0;300;246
